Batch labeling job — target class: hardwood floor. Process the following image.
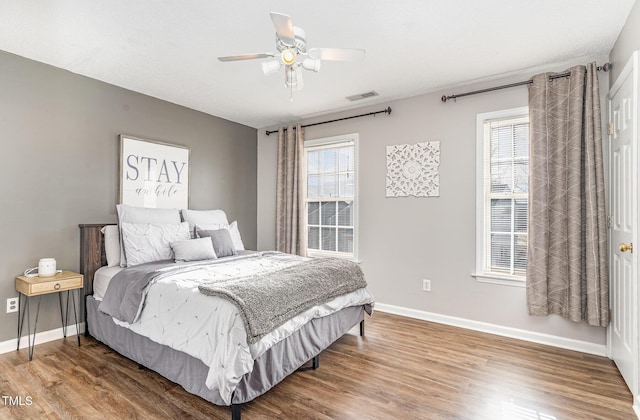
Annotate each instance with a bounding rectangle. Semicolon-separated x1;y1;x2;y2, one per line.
0;311;634;419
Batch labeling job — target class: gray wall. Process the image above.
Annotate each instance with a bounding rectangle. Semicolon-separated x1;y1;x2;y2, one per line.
608;0;640;383
610;0;640;84
257;59;610;345
0;51;257;343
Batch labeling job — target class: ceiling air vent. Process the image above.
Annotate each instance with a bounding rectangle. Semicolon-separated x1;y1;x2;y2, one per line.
346;91;379;102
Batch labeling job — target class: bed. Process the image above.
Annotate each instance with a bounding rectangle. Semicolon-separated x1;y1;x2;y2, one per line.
79;218;373;420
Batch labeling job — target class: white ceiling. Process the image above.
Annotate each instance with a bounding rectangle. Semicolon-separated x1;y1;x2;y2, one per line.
0;1;635;128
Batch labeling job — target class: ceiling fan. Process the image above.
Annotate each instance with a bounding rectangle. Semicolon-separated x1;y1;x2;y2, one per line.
218;12;365;94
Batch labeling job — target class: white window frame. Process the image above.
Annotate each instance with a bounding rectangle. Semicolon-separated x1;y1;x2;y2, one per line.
473;107;528;287
303;133;359;261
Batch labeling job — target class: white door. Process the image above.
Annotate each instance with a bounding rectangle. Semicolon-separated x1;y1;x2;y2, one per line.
608;51;638;402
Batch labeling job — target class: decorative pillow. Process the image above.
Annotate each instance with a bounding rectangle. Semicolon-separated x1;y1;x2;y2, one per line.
171;238;217;262
100;225;121;267
116;204;181;267
227;221;245;251
181;209;229;238
121;222;191;267
197;220;245;250
196;228;237;258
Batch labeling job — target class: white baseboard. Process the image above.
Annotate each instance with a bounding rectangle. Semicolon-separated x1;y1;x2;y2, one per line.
0;305;607;357
633;397;640;420
375;303;607;357
0;323;85;355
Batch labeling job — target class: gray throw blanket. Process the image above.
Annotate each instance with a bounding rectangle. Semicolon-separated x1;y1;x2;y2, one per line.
198;257;367;344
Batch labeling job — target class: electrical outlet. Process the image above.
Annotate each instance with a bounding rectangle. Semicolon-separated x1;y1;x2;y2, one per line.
422;279;431;292
6;297;18;313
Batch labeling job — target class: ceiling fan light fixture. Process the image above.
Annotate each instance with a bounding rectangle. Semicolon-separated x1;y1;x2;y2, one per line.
284;66;298;87
281;49;296;66
262;59;282;75
302;58;321;72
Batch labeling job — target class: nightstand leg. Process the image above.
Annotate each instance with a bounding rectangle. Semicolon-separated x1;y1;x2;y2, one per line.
58;292;66;337
17;294;26;350
26;296;30;355
26;296;42;361
66;291;71;337
71;288;80;346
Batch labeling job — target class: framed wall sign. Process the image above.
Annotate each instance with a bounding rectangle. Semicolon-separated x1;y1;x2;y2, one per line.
119;135;190;209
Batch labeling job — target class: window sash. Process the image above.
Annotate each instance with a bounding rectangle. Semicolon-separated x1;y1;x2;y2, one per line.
477;109;529;282
306;199;354;254
304;138;356;258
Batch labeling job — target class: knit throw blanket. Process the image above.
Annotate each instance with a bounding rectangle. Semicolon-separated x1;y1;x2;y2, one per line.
198;257;367;344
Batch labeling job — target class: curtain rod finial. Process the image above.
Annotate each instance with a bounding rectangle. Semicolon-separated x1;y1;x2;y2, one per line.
441;95;448;103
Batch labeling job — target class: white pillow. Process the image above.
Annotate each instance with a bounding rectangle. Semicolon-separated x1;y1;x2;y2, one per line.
196;220;245;250
120;222;191;267
116;204;181;267
171;238;217;262
228;221;245;251
100;225;121;267
181;209;229;238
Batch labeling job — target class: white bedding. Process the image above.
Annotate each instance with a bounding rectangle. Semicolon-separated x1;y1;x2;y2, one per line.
98;254;374;404
93;266;123;300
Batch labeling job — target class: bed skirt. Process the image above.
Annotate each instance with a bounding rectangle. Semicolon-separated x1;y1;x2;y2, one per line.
86;295;365;406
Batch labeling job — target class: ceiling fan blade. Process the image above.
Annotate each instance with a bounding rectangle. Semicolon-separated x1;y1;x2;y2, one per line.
218;53;275;62
308;48;366;61
270;12;295;46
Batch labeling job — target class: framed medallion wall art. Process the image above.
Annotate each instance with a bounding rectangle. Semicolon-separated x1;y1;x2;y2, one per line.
386;141;440;197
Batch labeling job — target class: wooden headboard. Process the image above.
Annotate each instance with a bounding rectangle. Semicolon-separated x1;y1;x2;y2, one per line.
79;223;115;297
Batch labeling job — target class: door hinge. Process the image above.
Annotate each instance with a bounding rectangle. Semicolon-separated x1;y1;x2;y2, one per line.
608;123;614;135
607;215;612;228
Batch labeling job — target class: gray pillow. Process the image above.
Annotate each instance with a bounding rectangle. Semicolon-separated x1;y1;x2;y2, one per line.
197;228;236;258
171;238;217;262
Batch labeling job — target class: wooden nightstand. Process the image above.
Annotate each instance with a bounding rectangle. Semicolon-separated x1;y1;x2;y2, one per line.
15;270;83;360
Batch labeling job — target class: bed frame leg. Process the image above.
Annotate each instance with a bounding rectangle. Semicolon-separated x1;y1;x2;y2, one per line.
312;355;319;370
360;319;365;337
231;403;242;420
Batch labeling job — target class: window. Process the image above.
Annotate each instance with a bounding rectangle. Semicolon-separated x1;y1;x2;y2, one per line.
475;107;529;285
304;134;358;259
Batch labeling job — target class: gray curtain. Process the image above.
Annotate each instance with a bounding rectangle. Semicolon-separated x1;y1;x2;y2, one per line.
276;124;306;255
526;63;609;327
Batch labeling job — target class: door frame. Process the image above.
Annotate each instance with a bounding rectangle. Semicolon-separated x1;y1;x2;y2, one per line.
607;49;639;416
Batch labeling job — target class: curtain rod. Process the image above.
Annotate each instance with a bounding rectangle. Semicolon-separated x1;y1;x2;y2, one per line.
265;106;392;136
440;63;611;103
